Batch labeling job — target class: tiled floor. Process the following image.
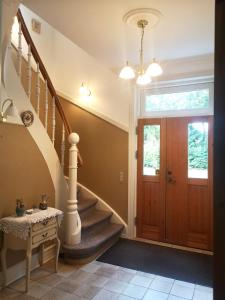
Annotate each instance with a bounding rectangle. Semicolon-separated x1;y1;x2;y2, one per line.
0;260;213;300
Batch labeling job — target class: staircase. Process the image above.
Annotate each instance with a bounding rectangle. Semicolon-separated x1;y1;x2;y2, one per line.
5;8;125;263
63;185;124;263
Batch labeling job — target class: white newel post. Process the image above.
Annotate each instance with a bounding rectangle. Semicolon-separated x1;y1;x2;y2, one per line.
64;133;81;247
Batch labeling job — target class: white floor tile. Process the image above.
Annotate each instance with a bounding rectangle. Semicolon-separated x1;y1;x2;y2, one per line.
81;263;101;273
130;275;153;287
27;282;51;299
156;276;174;283
193;289;213;300
136;271;156;279
92;289;119;300
119;267;137;274
104;279;128;293
170;283;194;299
118;295;135;300
90;274;109;287
112;270;135;283
168;295;187;300
174;280;195;289
123;283;147;299
143;289;168;300
150;277;173;293
195;285;213;293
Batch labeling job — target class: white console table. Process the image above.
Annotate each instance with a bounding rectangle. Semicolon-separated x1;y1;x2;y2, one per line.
0;207;63;292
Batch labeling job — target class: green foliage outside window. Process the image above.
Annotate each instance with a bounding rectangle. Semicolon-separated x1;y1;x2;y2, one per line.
188;123;208;170
143;125;160;170
146;89;209;112
143;123;208;174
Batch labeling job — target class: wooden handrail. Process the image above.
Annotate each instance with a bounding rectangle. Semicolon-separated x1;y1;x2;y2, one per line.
17;9;83;166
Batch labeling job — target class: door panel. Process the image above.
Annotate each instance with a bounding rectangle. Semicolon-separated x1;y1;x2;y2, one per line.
137;119;166;241
137;116;213;250
185;116;213;250
187;184;211;249
165;118;187;245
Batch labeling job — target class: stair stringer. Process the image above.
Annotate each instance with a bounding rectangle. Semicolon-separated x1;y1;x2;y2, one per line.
4;48;68;212
78;182;128;237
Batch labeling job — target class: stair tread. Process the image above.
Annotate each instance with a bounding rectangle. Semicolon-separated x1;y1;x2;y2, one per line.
78;196;98;213
64;223;124;253
81;210;113;230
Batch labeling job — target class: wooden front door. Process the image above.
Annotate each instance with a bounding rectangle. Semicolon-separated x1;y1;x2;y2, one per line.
137;116;213;250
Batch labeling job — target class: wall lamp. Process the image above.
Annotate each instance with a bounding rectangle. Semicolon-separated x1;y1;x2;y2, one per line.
0;98;18;122
79;83;91;98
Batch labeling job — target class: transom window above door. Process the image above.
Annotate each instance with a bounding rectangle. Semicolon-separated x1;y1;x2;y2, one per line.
140;82;214;117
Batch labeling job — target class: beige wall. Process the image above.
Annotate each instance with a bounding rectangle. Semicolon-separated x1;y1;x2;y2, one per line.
56;97;129;222
11;47;128;222
0;123;55;267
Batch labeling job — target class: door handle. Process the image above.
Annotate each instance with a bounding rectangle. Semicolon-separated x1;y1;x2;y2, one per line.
166;169;176;184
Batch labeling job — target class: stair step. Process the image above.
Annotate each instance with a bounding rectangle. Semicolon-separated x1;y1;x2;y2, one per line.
78;197;98;213
81;210;112;231
63;223;124;260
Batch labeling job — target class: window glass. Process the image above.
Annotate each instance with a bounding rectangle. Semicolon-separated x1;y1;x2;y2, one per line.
143;125;160;176
188;122;208;179
145;89;209;112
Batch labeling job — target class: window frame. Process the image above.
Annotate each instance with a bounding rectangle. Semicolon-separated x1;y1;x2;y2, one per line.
140;81;214;118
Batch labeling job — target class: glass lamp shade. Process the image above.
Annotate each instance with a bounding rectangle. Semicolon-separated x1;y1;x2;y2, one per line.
7;103;18;117
136;73;152;85
119;64;135;79
146;60;163;77
79;83;91;97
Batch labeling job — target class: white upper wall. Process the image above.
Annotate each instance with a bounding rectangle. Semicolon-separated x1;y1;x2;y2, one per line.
21;0;214;70
20;4;132;130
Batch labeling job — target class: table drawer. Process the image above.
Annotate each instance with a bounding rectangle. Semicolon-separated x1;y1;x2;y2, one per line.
32;227;57;245
32;217;56;232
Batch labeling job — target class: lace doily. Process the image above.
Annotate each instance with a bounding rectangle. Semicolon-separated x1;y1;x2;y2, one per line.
0;207;63;240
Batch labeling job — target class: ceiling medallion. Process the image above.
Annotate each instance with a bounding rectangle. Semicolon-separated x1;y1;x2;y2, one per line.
123;8;162;31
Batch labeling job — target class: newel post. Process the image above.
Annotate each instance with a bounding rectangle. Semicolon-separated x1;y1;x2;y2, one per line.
64;133;81;247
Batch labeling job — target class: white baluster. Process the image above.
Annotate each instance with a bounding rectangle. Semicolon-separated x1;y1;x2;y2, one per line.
8;27;12;50
36;63;40;116
27;45;32;101
44;80;48;129
17;21;22;78
61;124;65;170
64;133;81;246
52;97;56;145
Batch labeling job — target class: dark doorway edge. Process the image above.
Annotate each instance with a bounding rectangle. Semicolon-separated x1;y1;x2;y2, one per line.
214;1;225;299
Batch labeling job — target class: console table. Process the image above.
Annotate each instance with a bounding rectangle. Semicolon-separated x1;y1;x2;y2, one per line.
0;207;63;292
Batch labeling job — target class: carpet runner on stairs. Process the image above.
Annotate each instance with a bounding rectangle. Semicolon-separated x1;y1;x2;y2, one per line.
62;186;124;263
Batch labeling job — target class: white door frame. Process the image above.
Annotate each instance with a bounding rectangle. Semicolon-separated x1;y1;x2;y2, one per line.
127;76;214;239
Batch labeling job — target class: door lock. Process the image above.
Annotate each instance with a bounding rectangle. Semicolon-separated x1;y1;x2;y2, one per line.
166;169;176;183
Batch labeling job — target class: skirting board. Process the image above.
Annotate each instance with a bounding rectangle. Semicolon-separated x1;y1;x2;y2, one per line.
0;252;40;289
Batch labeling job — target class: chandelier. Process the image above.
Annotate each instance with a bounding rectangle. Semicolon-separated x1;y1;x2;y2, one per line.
119;9;163;85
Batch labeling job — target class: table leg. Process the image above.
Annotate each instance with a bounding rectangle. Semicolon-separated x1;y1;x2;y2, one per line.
26;248;31;292
39;244;44;266
55;237;60;273
1;244;7;289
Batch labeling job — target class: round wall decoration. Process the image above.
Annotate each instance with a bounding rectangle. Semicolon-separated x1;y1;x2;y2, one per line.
21;110;34;127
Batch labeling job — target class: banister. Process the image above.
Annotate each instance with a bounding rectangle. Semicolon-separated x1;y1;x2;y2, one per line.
17;9;83;166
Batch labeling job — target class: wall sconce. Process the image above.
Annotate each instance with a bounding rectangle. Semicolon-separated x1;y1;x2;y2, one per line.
79;83;92;98
0;98;18;122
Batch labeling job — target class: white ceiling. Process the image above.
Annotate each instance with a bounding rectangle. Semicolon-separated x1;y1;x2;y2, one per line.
21;0;215;70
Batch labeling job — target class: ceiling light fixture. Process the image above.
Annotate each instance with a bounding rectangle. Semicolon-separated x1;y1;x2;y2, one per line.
119;9;163;86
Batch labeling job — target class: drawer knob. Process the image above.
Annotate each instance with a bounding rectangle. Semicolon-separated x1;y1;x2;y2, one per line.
42;232;48;238
42;220;49;226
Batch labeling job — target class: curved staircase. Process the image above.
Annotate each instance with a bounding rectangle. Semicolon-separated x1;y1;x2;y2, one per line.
7;8;125;264
62;186;124;263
